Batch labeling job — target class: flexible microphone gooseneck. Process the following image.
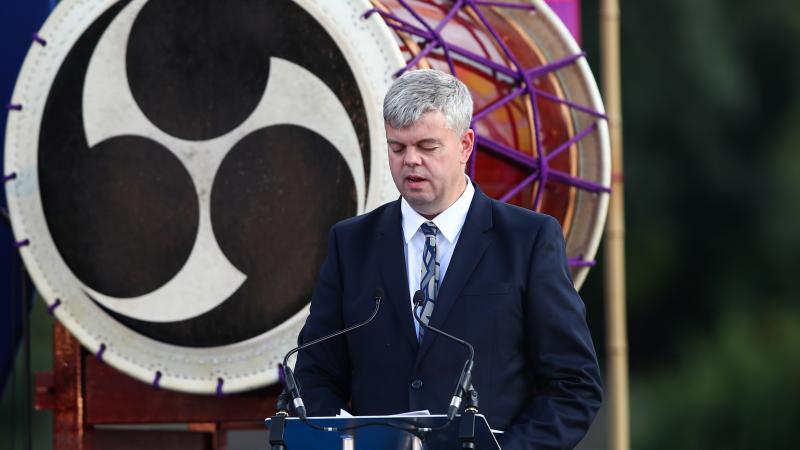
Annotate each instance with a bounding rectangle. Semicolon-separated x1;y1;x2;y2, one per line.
276;288;435;438
281;288;384;419
412;290;476;421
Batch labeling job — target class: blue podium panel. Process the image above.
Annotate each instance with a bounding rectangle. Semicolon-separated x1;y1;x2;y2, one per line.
265;414;501;450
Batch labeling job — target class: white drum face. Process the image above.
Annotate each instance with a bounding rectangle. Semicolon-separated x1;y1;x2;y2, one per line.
4;0;404;394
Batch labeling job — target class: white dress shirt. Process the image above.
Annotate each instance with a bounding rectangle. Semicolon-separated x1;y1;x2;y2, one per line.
401;177;475;335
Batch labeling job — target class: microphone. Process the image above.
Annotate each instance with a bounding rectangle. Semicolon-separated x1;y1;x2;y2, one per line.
412;290;475;421
280;288;384;419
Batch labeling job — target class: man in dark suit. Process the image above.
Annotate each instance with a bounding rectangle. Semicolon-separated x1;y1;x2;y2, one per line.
294;69;602;449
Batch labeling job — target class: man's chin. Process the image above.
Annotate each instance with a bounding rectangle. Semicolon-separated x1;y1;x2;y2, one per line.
402;195;440;216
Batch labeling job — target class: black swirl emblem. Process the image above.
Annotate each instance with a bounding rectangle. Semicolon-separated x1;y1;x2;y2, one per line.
38;0;370;347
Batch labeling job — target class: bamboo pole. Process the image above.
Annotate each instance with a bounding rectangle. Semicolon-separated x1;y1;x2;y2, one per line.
599;0;630;449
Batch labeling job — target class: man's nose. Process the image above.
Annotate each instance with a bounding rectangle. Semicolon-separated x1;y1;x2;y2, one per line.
404;147;422;166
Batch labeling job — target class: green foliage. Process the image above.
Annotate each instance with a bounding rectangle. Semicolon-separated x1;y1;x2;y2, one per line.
632;306;800;450
580;0;800;448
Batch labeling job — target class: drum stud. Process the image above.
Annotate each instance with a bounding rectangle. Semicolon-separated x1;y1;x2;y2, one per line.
4;103;22;111
153;371;163;389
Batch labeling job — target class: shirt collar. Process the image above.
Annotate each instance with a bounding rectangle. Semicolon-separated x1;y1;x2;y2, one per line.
401;176;475;244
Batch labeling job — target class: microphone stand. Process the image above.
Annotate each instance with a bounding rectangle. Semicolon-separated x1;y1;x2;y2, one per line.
412;290;480;448
281;288;383;420
268;389;290;450
458;388;480;449
267;289;384;446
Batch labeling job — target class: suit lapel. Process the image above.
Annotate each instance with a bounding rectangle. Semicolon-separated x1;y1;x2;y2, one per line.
415;186;494;364
377;200;419;351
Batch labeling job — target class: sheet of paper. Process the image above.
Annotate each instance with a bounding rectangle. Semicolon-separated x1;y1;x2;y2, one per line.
389;410;430;416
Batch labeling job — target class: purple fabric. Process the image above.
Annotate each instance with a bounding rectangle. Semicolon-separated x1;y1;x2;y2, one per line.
474;0;536;10
152;371;162;389
14;239;29;249
216;377;224;396
545;0;581;43
3;173;17;183
4;103;22;111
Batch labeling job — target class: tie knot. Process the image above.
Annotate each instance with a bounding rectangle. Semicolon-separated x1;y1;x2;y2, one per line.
420;221;438;237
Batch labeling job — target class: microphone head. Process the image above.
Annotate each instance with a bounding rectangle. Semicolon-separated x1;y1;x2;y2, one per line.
413;290;424;306
373;288;384;301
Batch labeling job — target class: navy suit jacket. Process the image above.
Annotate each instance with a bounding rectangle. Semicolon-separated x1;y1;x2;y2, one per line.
294;185;602;450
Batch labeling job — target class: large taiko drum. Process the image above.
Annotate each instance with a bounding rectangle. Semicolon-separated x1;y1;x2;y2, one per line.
3;0;608;394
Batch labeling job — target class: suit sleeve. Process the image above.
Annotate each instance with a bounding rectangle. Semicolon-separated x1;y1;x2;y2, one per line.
501;216;603;450
293;226;352;416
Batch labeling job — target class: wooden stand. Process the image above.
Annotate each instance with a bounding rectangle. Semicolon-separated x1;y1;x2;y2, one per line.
35;322;282;450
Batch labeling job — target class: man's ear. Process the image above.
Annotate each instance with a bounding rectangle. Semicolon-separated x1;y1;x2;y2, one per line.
460;128;475;164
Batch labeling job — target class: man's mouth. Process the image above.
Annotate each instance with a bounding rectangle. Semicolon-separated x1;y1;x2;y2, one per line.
406;175;427;183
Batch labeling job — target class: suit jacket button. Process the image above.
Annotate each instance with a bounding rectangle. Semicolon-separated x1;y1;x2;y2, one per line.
411;379;423;390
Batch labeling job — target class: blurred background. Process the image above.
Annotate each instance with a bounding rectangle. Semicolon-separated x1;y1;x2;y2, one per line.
2;0;800;449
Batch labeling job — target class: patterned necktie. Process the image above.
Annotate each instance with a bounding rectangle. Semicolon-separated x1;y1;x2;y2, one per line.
417;221;439;341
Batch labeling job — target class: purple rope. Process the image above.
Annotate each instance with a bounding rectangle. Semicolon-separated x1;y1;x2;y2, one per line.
525;52;585;79
46;299;62;315
5;103;22;111
472;85;526;123
465;0;548;208
549;169;610;193
363;9;423;33
473;0;536;10
95;343;106;362
373;13;520;80
153;371;162;389
447;42;518;78
569;258;597;267
499;169;540;203
428;0;464;74
14;239;30;249
544;122;598;163
3;173;17;183
475;134;538;170
32;33;47;46
394;0;463;76
528;82;546;209
216;377;224;396
531;163;547;210
533;88;607;119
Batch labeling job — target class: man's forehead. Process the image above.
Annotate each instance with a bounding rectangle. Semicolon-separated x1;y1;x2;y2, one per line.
385;111;451;137
386;136;443;145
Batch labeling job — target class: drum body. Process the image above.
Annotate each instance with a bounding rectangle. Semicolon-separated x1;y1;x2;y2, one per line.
4;0;607;393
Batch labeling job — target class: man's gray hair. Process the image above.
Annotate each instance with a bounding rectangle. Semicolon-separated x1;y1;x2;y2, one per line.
383;69;473;136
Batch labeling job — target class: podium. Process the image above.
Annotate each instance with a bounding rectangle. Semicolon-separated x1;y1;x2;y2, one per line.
265;414;501;450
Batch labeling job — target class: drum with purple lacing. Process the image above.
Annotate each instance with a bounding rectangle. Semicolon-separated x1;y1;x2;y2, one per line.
4;0;607;393
366;0;610;287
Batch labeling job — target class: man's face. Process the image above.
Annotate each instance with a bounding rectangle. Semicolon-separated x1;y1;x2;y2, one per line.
386;111;474;218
